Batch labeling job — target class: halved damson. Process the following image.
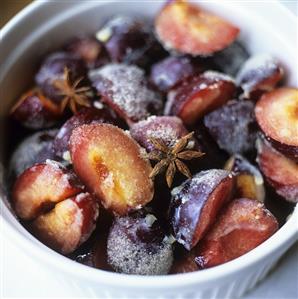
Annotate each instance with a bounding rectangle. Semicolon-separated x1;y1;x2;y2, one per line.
255;88;298;161
155;0;239;56
169;169;235;250
31;192;99;254
257;137;298;203
195;198;278;268
69;124;154;215
165;71;236;125
12;161;82;220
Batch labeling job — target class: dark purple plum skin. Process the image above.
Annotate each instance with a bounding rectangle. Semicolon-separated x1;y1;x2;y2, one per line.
165;73;236;121
194;122;229;170
64;36;110;69
107;210;173;275
169;169;234;250
149;56;204;93
264;135;298;162
236;55;283;100
211;41;250;76
110;211;166;252
11;91;60;130
53;107;124;158
9;129;58;179
98;16;167;70
35;51;88;103
204;100;258;155
130;116;189;152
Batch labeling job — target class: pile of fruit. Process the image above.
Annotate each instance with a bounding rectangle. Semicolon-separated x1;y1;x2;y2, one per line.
7;0;297;275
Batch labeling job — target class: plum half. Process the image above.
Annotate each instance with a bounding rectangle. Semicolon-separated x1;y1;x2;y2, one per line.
130;116;190;153
32;192;99;254
10;89;61;130
170;169;235;250
165;71;236;125
69;124;154;215
236;54;284;99
12;161;83;220
195;198;278;268
155;0;239;56
255;87;298;161
257;137;298;203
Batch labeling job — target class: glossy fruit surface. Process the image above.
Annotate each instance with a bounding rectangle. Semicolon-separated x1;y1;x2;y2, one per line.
150;56;204;93
170;169;235;250
69;124;154;215
165;71;236;125
255;87;298;161
195;198;278;268
155;0;239;55
257;137;298;203
32;192;99;254
12;161;82;220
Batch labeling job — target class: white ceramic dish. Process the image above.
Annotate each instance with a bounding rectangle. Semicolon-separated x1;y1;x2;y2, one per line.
0;1;297;298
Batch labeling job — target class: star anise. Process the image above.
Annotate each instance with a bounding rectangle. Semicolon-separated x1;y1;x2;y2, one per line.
147;132;205;188
53;67;91;114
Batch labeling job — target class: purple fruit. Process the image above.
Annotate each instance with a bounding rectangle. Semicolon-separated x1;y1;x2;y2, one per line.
170;169;235;250
53;106;123;159
9;129;58;179
150;56;204;93
10;89;61;130
65;36;110;69
130;116;190;152
236;54;284;100
107;211;174;275
204;100;258;155
89;63;163;124
35;51;87;103
212;41;250;76
96;16;167;70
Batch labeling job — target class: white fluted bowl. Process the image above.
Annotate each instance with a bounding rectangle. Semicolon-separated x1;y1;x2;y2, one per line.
1;1;297;298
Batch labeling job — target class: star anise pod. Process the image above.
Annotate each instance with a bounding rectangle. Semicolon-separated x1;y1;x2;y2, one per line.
53;67;91;114
147;132;205;188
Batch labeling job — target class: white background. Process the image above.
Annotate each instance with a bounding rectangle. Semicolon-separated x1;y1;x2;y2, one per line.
1;1;298;298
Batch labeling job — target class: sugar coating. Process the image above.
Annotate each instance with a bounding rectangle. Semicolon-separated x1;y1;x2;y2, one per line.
89;64;162;121
204;100;257;154
130;116;188;152
171;169;231;247
9;129;57;178
202;70;235;83
171;169;230;198
236;54;282;94
107;216;173;275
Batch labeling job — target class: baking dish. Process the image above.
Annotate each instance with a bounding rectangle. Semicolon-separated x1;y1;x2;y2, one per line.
1;1;297;298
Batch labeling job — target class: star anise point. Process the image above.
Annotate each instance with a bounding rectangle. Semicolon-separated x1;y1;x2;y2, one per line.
53;67;91;114
147;132;204;188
